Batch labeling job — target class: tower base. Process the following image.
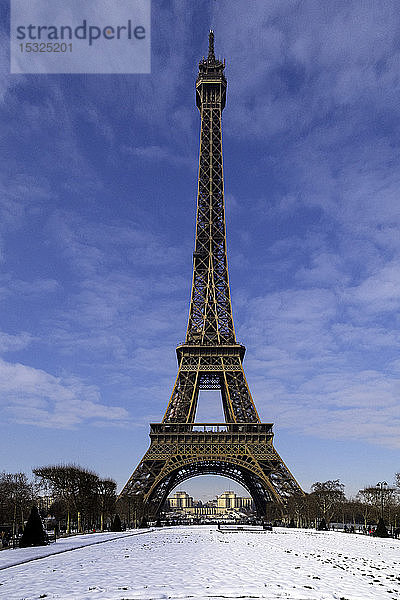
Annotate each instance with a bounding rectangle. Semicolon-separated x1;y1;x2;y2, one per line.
119;423;304;517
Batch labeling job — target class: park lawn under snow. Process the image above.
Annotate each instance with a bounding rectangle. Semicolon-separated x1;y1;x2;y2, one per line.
0;530;151;570
0;526;399;600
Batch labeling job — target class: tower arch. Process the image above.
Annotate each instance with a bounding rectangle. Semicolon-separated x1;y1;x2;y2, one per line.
147;458;275;517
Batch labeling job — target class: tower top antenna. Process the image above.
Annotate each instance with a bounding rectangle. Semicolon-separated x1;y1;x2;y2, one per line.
208;30;215;60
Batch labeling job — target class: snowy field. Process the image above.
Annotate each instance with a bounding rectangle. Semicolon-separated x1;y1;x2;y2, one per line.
0;525;399;600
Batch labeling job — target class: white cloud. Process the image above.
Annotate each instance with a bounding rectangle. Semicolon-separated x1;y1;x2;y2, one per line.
123;145;195;168
235;252;400;450
213;1;400;138
248;365;400;450
0;174;51;231
347;261;400;314
48;212;187;275
296;253;349;288
0;331;34;353
0;358;129;429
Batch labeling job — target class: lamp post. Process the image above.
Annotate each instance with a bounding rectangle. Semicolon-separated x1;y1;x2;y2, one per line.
376;481;387;521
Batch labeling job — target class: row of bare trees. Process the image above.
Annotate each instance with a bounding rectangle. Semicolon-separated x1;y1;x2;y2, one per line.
0;465;117;535
2;470;399;534
285;477;400;530
34;464;117;534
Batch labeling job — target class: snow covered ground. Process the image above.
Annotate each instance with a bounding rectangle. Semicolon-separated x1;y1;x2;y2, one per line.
0;525;399;600
0;530;152;570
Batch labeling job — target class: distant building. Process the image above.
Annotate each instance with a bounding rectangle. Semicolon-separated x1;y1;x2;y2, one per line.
217;491;253;510
37;495;54;513
168;491;194;509
167;490;254;516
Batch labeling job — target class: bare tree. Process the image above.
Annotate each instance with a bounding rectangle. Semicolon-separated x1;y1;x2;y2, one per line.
286;494;314;528
98;479;117;531
33;464;115;534
0;472;36;537
341;499;365;528
116;494;145;528
356;488;379;527
357;484;399;529
310;480;345;525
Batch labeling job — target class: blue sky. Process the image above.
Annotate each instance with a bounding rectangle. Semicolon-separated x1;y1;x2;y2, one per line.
1;0;399;501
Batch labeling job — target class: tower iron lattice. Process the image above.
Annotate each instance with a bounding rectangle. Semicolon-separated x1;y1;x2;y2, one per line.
119;31;304;517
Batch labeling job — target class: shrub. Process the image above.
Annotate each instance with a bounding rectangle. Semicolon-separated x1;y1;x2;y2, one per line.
19;506;48;547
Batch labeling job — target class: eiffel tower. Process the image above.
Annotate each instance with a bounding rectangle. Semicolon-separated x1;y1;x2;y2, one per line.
119;31;304;517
